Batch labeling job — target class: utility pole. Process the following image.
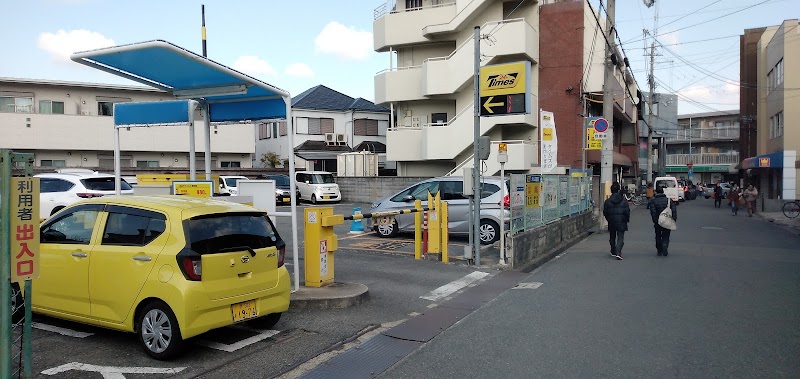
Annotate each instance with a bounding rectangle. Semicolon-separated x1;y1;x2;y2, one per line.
601;0;616;219
201;5;208;57
471;26;481;264
645;0;657;184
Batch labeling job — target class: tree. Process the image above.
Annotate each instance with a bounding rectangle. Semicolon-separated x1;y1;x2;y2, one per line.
261;152;282;168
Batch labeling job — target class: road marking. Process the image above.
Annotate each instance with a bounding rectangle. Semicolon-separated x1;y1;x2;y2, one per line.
33;322;94;338
512;282;543;290
42;362;185;378
195;329;281;352
420;271;490;301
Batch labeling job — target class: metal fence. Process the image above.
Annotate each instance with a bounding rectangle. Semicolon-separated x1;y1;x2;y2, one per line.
509;174;592;236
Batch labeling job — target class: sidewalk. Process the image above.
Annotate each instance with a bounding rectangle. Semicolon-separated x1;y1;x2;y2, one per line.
756;211;800;236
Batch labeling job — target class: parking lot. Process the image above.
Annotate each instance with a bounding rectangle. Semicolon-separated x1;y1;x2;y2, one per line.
28;201;500;378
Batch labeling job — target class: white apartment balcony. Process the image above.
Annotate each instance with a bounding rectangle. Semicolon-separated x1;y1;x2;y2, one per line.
423;19;538;96
374;66;423;104
374;0;457;52
665;127;740;143
0;112;254;153
666;153;740;166
387;100;537;162
447;140;537;176
422;0;495;37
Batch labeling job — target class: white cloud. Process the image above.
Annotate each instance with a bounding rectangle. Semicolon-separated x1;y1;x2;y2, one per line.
285;63;315;78
314;21;373;60
37;29;115;62
678;83;739;112
232;56;276;78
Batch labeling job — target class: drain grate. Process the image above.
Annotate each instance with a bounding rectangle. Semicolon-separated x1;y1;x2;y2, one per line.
299;334;420;379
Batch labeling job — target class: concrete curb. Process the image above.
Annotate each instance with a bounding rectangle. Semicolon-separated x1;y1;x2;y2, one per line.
289;282;370;310
517;229;595;273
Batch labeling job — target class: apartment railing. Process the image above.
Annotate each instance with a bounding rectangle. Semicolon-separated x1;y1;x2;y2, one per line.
424;18;529;64
374;0;456;20
666;127;740;141
666;153;740;166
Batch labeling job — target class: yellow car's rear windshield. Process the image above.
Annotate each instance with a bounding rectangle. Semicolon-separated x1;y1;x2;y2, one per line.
186;212;281;254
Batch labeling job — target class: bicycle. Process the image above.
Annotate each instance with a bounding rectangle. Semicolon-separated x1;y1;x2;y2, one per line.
783;200;800;218
623;192;646;206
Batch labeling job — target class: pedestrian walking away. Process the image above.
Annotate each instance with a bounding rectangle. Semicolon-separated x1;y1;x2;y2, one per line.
728;185;743;216
743;184;759;217
647;185;678;256
603;182;630;260
713;183;723;208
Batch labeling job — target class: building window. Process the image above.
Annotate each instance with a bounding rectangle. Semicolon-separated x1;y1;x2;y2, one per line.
39;100;65;114
258;123;269;140
280;122;287;136
406;0;422;10
136;160;160;168
431;113;448;125
306;118;335;135
0;96;33;113
40;159;66;167
221;161;241;168
354;119;379;136
98;101;114;116
769;111;784;139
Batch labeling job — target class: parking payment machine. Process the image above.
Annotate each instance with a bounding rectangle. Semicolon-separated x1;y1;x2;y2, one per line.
304;207;343;287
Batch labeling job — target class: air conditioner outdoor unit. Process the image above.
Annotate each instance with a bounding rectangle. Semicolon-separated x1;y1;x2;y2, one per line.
335;133;347;145
80;110;91;116
325;132;336;145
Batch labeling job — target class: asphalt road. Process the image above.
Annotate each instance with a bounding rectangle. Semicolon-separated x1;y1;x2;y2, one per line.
382;198;800;378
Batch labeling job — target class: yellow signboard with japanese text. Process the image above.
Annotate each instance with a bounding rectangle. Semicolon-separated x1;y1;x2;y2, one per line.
480;62;529;97
586;128;602;150
172;181;214;197
11;177;40;282
525;175;541;208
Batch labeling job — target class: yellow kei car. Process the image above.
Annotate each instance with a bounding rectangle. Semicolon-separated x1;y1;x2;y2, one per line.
35;195;291;359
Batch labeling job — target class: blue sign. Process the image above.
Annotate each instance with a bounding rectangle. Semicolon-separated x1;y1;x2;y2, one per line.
593;117;609;133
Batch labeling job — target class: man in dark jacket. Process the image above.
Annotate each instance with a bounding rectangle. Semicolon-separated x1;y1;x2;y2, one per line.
647;185;678;256
603;182;630;260
713;183;723;208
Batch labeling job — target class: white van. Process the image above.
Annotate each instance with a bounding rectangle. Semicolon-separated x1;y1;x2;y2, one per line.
654;176;682;201
218;175;249;196
295;171;341;204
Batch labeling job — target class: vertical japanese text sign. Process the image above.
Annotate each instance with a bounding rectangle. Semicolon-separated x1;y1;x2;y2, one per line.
11;177;40;282
540;110;558;172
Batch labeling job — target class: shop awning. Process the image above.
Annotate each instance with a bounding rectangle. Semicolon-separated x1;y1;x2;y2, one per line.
740;151;784;169
586;150;633;167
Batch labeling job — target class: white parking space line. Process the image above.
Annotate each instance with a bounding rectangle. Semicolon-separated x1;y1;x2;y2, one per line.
420;271;490;301
195;329;281;352
33;322;94;338
42;362;186;377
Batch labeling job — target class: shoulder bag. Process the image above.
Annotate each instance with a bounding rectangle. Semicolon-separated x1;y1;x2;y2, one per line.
658;198;677;230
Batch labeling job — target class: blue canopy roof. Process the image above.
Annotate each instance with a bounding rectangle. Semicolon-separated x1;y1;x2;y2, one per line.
71;40;289;124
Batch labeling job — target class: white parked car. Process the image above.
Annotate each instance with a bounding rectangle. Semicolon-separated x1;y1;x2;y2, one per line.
218;175;249;195
35;169;134;219
295;171;341;204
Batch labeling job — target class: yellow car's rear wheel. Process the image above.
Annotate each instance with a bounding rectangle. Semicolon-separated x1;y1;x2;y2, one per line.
137;301;184;360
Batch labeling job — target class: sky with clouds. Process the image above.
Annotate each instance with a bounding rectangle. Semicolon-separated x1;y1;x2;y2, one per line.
0;0;796;114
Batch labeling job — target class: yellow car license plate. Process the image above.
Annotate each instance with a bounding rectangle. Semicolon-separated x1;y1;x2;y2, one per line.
231;300;257;322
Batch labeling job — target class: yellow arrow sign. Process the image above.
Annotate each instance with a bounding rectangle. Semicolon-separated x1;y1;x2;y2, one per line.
483;96;505;114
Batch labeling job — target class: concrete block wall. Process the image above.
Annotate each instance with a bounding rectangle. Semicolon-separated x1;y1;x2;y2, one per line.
510;211;595;269
335;176;432;203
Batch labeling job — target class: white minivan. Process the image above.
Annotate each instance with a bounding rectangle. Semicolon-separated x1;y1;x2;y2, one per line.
295;171;341;204
218;175;249;196
654;176;682;202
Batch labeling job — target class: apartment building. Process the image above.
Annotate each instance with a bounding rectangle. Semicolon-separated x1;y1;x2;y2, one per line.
638;92;678;179
0;77;256;171
665;111;740;185
254;85;391;174
373;0;639;178
740;20;799;201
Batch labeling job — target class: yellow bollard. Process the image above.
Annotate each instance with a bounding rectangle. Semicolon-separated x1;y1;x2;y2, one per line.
441;201;449;263
414;199;422;260
428;191;441;256
303;207;343;287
